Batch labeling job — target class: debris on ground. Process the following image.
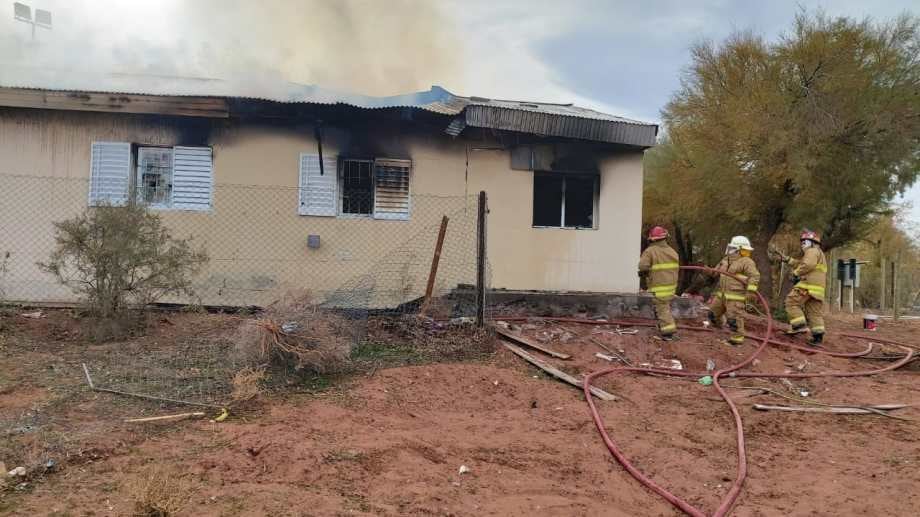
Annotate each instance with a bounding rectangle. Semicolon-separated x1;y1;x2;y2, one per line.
235;291;352;374
2;308;919;516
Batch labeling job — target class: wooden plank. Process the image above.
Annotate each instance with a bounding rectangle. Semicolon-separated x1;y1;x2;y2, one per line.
125;412;206;423
753;404;907;414
420;215;449;316
496;327;571;360
502;342;616;401
0;88;229;118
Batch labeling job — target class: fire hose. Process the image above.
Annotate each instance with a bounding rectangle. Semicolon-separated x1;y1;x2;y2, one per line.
578;264;915;517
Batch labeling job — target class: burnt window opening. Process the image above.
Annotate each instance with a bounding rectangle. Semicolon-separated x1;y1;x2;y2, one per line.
136;146;173;207
340;159;374;215
532;172;598;229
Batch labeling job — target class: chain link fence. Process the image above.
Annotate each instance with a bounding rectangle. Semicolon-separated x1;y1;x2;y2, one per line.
1;171;494;441
0;173;487;316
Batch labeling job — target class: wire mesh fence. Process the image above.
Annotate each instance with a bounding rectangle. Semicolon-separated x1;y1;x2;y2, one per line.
0;173;487;316
1;172;491;409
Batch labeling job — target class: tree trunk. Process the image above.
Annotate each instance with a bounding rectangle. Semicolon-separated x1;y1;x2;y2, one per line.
750;234;776;306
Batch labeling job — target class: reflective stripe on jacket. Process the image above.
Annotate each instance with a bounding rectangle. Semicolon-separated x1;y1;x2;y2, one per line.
638;241;679;299
789;247;827;300
714;255;760;301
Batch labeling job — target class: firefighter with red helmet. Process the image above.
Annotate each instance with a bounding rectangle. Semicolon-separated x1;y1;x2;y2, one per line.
638;226;680;340
783;230;828;344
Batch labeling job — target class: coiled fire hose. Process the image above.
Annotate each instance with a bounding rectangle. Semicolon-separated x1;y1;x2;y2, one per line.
580;264;915;517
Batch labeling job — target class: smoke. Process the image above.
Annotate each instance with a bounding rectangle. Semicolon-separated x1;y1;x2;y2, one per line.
0;0;463;96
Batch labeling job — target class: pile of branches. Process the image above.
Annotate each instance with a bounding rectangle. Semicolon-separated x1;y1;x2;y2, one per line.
235;291;352;374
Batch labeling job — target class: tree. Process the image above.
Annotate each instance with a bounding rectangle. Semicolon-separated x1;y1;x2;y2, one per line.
656;12;920;298
39;204;208;321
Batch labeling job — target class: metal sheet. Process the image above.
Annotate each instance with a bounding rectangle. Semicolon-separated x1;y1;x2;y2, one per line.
0;66;658;147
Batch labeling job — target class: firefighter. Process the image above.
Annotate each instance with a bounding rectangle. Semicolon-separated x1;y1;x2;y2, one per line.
783;230;827;345
638;226;680;340
708;236;760;346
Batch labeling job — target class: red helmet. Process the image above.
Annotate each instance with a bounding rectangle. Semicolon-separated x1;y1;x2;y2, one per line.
648;226;669;241
800;230;821;243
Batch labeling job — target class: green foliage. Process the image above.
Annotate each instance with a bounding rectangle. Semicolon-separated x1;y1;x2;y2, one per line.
647;11;920;297
38;204;208;319
350;341;425;365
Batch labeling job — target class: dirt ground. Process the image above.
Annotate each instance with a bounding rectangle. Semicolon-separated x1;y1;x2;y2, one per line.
1;308;919;516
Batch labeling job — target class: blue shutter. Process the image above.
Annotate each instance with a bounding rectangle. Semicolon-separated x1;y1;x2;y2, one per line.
299;153;338;216
172;146;213;212
88;141;130;206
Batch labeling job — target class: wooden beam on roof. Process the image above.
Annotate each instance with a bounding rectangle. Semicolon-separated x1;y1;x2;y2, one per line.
0;87;229;118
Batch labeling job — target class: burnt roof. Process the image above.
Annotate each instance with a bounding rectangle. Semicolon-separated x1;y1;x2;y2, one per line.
0;67;658;147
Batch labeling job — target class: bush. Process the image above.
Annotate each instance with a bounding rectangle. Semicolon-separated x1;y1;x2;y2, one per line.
38;204;208;321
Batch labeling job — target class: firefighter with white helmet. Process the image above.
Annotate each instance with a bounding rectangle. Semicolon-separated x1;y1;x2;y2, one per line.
638;226;680;340
707;235;760;345
782;230;828;344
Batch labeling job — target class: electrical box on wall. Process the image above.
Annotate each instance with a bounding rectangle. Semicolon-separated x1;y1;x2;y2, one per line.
307;235;320;249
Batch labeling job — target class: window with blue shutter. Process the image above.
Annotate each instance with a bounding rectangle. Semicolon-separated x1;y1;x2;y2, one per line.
88;141;131;206
299;153;338;216
171;146;213;211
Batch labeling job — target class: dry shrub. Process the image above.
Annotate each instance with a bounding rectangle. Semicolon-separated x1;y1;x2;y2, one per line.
126;466;192;517
231;366;265;401
234;290;352;374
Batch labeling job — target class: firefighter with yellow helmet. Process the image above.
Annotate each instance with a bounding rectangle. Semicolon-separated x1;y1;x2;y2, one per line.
783;230;828;345
638;226;680;340
708;236;760;345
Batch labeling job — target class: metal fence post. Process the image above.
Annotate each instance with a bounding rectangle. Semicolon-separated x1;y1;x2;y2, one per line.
475;191;487;327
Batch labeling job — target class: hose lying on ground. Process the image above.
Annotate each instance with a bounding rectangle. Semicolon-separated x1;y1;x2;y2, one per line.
574;265;914;517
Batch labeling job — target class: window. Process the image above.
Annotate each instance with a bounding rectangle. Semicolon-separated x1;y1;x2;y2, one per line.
88;142;213;212
340;160;374;215
299;155;411;220
137;147;173;207
532;172;598;229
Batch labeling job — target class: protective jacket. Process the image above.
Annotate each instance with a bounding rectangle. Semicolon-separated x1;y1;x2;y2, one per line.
714;255;760;301
638;240;679;299
788;248;827;300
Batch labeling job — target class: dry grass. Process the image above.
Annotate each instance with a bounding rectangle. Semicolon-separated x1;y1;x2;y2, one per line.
234;290;352;374
230;366;265;402
126;466;192;517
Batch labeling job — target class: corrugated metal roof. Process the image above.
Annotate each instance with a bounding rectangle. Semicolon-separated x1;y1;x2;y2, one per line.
0;66;658;147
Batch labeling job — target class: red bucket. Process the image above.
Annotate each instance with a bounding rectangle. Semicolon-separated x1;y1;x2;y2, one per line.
863;314;878;331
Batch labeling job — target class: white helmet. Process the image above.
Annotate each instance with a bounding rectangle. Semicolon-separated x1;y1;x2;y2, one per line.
726;235;754;254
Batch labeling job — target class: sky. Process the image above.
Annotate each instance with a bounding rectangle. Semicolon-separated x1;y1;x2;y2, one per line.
1;0;917;226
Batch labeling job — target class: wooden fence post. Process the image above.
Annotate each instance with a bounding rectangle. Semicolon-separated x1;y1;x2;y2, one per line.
419;215;449;316
880;259;886;312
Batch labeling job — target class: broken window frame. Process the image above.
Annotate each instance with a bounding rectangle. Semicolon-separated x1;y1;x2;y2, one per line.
531;171;599;230
135;146;175;209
